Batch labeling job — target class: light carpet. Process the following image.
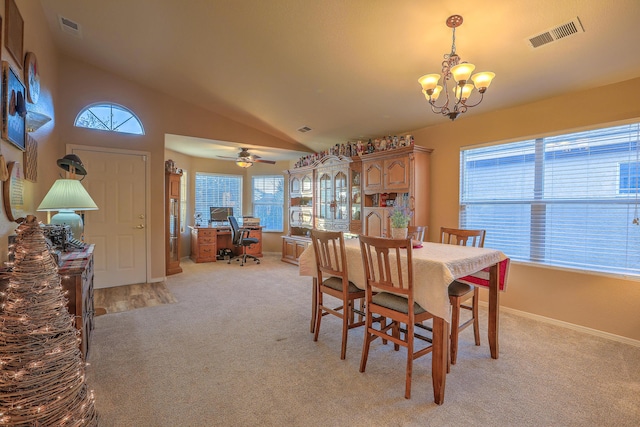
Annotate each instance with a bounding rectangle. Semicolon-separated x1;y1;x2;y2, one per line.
86;254;640;426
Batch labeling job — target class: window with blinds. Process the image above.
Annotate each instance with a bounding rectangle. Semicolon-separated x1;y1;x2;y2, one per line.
460;122;640;277
194;173;242;223
180;170;187;232
252;175;284;232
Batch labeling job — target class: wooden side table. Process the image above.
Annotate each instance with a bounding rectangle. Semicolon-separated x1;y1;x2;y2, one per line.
58;245;95;359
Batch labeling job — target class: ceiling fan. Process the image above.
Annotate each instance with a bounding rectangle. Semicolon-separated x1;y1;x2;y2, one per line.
217;148;276;168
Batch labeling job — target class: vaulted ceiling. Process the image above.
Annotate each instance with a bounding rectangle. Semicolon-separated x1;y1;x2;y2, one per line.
39;0;640;160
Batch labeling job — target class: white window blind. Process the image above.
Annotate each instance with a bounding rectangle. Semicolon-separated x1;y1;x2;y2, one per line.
252;175;284;232
194;173;242;223
460;122;640;277
180;170;187;232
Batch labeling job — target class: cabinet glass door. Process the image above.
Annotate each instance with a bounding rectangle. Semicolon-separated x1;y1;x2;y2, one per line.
169;198;179;262
351;169;361;221
334;171;348;220
318;173;332;219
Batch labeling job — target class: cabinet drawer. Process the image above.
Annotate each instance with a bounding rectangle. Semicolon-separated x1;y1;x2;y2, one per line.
198;245;216;258
198;229;215;238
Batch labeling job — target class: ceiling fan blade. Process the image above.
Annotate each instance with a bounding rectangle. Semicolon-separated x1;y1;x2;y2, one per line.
254;159;276;164
216;155;239;160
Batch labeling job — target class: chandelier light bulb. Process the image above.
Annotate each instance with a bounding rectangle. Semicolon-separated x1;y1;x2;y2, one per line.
430;85;443;101
450;63;475;84
471;72;496;92
418;74;441;92
454;83;474;100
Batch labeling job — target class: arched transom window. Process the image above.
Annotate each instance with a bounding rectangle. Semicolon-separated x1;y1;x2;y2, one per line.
74;103;144;135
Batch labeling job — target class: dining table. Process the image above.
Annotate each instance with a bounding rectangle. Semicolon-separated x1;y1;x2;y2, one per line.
298;238;509;405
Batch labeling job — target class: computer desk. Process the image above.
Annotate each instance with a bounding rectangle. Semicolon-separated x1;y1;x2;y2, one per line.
189;225;263;263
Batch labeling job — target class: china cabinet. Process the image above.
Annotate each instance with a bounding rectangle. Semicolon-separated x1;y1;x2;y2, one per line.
283;146;431;261
165;170;183;275
362;146;432;237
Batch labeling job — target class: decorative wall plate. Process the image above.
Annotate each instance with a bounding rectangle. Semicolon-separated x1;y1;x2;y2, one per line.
24;52;40;104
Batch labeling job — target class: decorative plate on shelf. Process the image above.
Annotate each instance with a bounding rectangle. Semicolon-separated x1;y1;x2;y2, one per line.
24;52;40;104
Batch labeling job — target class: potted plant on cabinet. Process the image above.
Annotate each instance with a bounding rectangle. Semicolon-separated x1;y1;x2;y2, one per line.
390;202;412;239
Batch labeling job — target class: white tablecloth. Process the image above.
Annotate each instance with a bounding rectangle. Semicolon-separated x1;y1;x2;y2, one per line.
299;239;507;322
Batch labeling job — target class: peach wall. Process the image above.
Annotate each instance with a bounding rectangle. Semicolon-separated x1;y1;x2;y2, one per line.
0;1;58;262
411;77;640;342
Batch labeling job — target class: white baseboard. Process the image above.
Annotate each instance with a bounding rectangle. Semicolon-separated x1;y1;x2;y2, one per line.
479;301;640;348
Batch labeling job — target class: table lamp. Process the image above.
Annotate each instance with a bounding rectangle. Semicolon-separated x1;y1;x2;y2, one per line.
37;154;98;241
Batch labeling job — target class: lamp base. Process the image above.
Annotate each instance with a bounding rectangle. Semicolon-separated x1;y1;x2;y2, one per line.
50;210;83;241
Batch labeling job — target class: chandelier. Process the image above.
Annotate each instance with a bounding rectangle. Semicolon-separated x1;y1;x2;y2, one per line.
418;15;495;121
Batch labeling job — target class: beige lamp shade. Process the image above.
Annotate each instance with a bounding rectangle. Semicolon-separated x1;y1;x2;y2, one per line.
37;179;98;211
37;179;98;241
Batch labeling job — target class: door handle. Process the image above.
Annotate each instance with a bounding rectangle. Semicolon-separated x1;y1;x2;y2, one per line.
135;224;145;229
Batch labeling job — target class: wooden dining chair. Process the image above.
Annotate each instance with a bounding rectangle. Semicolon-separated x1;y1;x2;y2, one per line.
440;227;486;365
358;234;434;399
407;225;427;242
310;229;365;360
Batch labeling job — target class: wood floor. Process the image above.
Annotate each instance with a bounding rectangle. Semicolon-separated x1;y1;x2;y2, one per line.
94;282;177;315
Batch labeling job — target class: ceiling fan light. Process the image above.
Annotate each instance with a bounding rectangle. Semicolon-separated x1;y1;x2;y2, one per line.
450;63;475;83
471;72;495;92
236;159;253;168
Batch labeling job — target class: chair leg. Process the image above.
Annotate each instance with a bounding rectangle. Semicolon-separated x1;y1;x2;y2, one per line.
472;287;480;346
393;321;400;351
313;292;323;342
310;278;317;334
405;322;414;399
340;302;349;360
359;312;373;373
450;295;461;365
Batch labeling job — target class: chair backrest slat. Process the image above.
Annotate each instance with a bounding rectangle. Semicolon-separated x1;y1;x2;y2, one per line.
359;235;413;297
440;227;486;248
311;229;347;278
408;225;427;242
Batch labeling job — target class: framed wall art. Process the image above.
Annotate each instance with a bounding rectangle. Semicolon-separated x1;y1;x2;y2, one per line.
2;61;27;151
5;0;24;68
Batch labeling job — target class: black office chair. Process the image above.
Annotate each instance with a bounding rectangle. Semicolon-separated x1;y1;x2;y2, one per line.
227;216;260;266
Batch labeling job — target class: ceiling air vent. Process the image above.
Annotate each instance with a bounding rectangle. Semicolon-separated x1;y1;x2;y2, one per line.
58;15;83;39
526;17;584;49
297;126;312;133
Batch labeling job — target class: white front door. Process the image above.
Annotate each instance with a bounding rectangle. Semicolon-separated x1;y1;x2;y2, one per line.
71;146;149;288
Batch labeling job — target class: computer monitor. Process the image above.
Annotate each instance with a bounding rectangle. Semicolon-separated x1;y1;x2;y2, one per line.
209;207;233;224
